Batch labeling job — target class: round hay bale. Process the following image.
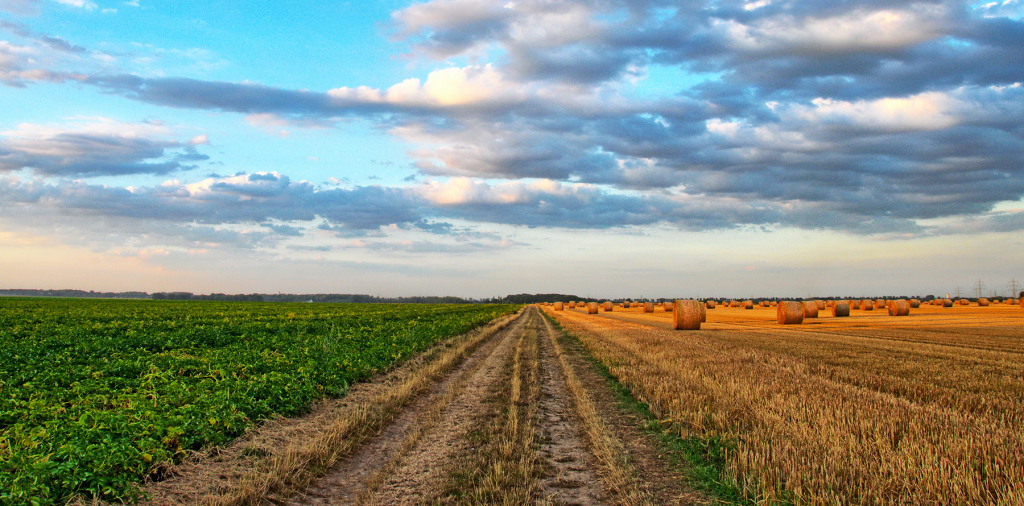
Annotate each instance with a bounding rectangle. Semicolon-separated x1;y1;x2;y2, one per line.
873;299;885;310
860;299;873;311
1019;297;1024;308
978;298;989;307
706;301;716;309
623;302;630;309
887;299;910;316
909;299;921;308
803;301;819;318
815;300;825;310
554;302;563;311
942;299;953;307
587;302;599;314
603;301;613;311
777;301;805;324
832;302;850;317
672;300;702;330
699;302;707;322
960;299;970;306
644;302;654;313
664;302;674;311
743;300;753;309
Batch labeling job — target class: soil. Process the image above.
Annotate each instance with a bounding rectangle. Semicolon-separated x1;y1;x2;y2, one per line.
142;307;707;505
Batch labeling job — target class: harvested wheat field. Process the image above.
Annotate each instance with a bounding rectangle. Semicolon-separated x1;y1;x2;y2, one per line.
550;302;1024;505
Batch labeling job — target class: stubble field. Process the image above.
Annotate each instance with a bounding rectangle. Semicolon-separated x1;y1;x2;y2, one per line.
545;301;1024;505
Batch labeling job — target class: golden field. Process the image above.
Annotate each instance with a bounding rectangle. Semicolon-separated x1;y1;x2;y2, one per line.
544;302;1024;505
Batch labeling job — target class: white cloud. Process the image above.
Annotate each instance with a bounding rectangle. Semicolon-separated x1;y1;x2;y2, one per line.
417;176;580;206
329;64;524;107
783;92;962;131
714;5;949;54
53;0;97;9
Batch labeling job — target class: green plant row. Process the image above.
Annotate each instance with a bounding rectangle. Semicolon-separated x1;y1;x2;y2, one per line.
0;298;519;505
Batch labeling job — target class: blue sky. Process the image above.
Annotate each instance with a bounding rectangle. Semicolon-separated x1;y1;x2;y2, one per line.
1;0;1023;298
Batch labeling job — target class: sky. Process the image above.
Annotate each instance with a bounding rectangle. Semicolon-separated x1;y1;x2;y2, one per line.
1;0;1023;299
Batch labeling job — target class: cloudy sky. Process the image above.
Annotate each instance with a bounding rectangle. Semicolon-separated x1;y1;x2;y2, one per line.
1;0;1022;299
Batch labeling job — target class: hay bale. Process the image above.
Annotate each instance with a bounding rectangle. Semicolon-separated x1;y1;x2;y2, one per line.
814;300;825;310
1019;297;1024;308
873;299;885;310
909;299;921;308
699;302;707;322
623;302;630;309
942;299;953;307
777;301;805;324
644;302;654;313
587;302;599;314
743;300;753;309
832;302;850;317
803;301;819;318
664;302;674;311
706;301;716;309
860;299;873;311
603;301;613;311
887;299;910;316
672;300;702;330
554;302;563;311
978;298;989;306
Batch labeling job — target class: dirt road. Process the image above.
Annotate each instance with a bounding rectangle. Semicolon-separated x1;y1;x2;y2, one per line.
142;306;703;506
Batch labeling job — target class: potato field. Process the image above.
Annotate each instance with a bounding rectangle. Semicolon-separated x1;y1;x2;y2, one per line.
0;299;518;505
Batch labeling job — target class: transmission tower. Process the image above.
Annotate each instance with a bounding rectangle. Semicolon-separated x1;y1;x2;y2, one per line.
1009;278;1021;299
974;279;986;299
954;286;963;298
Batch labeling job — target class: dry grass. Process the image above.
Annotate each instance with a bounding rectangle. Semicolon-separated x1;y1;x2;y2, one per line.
433;311;542;506
203;312;523;506
545;305;1024;505
539;314;654;506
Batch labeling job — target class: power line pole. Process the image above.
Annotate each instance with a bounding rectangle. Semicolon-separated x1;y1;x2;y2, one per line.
1009;278;1021;299
974;279;985;299
954;286;963;299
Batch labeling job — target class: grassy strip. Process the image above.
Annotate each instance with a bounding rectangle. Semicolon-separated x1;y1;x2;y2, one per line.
538;313;652;506
433;310;542;505
539;311;760;506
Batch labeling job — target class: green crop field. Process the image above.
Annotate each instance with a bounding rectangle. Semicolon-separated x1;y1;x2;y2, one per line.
0;298;519;505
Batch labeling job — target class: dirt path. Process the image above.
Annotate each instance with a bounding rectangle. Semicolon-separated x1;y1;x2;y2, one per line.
143;306;706;505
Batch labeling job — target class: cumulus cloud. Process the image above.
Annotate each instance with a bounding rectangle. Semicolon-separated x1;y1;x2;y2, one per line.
4;0;1024;239
0;119;209;177
328;64;524;107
